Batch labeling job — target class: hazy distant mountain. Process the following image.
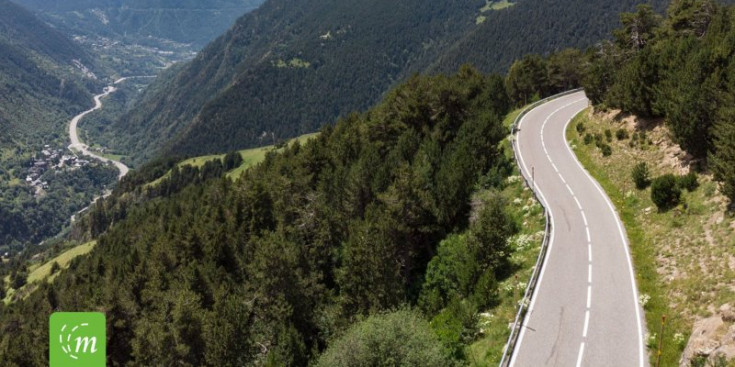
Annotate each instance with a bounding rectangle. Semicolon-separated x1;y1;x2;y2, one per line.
111;0;675;163
13;0;266;48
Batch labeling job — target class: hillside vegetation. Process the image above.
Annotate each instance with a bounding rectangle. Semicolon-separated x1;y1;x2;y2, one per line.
0;0;100;141
0;68;529;366
101;0;676;165
13;0;265;49
581;0;735;206
0;0;119;251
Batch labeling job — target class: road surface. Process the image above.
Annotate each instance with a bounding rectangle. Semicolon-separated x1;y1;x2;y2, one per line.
68;86;132;179
509;92;648;366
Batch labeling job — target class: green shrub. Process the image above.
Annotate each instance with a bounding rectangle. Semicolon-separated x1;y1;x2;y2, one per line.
600;144;613;157
651;174;681;211
430;299;477;360
616;128;629;140
583;133;594;145
576;122;586;134
677;172;699;191
49;261;60;275
605;129;613;142
316;309;459;367
632;162;651;189
594;133;604;147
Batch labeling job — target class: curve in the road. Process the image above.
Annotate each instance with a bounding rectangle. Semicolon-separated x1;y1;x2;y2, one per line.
509;92;647;367
68;86;130;179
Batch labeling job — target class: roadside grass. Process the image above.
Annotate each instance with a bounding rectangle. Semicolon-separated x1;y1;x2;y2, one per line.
567;109;735;366
2;241;96;305
503;107;524;130
100;152;127;162
146;133;319;186
467;132;546;365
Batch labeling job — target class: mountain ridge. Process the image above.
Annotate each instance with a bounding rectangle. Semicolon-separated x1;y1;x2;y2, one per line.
104;0;681;164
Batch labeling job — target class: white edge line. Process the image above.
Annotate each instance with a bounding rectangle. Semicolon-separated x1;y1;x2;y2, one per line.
509;93;586;366
562;104;647;367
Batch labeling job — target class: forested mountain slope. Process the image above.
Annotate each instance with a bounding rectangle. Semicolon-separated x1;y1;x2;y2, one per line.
429;0;671;73
0;0;115;251
108;0;677;163
580;0;735;204
108;0;479;162
12;0;265;49
0;69;517;366
0;0;100;141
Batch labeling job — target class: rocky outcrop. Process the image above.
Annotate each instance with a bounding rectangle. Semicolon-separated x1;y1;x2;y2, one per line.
681;304;735;366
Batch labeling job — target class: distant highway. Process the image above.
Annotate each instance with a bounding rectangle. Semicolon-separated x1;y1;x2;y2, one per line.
68;76;155;179
68;85;129;179
509;92;648;366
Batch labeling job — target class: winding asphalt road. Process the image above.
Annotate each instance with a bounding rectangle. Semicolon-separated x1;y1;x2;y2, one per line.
68;86;129;179
509;92;648;366
68;76;154;179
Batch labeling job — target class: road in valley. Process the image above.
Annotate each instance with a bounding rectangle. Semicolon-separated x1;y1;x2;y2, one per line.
509;92;648;366
68;76;155;179
68;85;129;179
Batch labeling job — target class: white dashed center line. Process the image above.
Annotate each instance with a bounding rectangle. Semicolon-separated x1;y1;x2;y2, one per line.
538;99;594;367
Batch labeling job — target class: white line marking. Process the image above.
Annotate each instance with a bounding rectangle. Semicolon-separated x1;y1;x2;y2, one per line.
587;286;592;309
509;94;588;366
560;175;567;184
588;264;592;284
576;342;586;367
81;323;88;327
586;227;591;242
562;104;647;367
72;325;79;333
583;310;591;337
588;244;592;262
574;196;583;210
61;324;67;332
581;211;588;226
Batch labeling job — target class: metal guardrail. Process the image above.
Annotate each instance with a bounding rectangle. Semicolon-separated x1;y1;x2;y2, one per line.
499;88;584;367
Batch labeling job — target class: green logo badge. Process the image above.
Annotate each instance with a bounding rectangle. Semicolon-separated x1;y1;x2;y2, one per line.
50;312;106;367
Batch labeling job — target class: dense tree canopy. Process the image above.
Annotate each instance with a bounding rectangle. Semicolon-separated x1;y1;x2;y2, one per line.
0;69;518;366
581;0;735;204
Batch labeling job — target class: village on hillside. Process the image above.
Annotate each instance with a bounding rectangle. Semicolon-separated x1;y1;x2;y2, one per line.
25;144;92;197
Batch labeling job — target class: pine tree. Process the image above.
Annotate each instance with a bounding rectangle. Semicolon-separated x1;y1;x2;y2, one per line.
711;115;735;204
